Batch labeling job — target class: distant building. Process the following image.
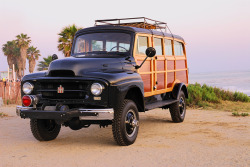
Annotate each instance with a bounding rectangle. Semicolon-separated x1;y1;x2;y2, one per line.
0;70;13;80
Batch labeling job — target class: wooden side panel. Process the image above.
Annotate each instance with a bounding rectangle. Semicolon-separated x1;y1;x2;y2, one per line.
176;60;186;69
167;61;175;70
167;72;175;88
157;73;165;90
157;60;165;71
137;60;151;72
134;34;188;97
176;71;187;84
141;74;151;92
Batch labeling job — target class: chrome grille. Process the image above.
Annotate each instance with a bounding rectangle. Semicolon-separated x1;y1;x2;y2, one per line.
37;80;89;99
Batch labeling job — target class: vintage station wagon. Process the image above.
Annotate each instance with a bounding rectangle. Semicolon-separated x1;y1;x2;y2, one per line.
17;17;188;146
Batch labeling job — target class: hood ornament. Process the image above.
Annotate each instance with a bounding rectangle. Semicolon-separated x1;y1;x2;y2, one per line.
57;85;64;93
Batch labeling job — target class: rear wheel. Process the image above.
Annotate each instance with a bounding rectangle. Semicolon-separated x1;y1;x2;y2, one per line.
112;99;139;146
169;91;186;123
30;119;61;141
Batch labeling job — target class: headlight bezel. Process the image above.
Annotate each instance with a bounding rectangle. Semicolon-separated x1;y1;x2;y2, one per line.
22;82;34;95
90;83;104;96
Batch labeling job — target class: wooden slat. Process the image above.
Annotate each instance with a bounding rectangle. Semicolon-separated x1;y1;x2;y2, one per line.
167;60;175;70
157;73;165;90
167;72;175;88
176;71;187;84
138;60;151;72
157;60;165;71
176;60;186;69
141;74;151;92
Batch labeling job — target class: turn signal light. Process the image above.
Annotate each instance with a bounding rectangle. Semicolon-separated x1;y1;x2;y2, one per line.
22;95;32;107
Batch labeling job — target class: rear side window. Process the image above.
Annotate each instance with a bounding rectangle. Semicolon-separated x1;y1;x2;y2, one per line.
136;36;148;55
154;38;163;55
174;41;184;56
164;39;173;55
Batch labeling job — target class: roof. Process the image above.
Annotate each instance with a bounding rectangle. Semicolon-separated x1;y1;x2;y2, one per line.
75;25;185;42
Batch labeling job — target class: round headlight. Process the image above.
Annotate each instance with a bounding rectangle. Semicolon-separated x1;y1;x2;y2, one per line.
91;83;104;96
22;82;34;95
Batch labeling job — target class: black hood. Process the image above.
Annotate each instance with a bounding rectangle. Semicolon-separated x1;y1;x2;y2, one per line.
48;57;123;76
22;56;138;84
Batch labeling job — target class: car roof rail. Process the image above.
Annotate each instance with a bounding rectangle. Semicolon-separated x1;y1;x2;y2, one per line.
95;17;170;33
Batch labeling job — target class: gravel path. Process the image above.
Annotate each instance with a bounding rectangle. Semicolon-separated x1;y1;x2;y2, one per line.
0;106;249;167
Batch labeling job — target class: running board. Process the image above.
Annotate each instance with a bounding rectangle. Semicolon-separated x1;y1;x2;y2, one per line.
145;99;178;111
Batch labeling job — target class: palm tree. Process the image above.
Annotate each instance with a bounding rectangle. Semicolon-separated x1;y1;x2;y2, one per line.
27;46;41;73
2;40;21;78
37;55;53;71
16;33;31;77
58;24;82;57
2;40;20;70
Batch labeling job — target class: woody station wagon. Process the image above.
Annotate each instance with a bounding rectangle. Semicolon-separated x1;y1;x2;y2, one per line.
17;17;188;146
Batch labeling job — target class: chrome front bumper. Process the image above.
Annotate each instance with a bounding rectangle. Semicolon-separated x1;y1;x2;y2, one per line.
79;108;114;120
16;106;114;121
16;106;34;116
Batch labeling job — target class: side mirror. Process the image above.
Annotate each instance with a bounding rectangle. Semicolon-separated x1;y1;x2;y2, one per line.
52;54;58;61
135;47;156;69
145;47;156;57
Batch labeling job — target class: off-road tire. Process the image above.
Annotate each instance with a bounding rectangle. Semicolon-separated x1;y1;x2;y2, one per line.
30;119;61;141
169;91;186;123
112;99;139;146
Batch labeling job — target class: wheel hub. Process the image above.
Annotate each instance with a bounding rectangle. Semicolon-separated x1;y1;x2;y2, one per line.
179;97;185;115
125;109;138;137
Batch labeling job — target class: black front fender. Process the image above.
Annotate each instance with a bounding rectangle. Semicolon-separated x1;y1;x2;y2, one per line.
108;77;144;111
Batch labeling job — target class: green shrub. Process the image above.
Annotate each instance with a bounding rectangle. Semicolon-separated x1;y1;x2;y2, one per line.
186;83;250;107
232;112;249;117
241;113;249;116
233;92;250;102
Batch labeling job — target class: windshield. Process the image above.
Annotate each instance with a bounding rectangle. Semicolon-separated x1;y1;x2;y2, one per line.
73;32;131;56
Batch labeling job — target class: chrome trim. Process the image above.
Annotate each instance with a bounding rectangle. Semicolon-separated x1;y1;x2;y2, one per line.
16;106;33;116
79;108;114;120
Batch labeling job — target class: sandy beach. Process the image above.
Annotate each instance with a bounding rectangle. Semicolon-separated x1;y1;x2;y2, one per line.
0;106;249;167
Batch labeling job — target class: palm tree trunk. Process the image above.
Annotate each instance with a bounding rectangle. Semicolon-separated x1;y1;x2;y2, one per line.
20;47;28;75
29;58;36;73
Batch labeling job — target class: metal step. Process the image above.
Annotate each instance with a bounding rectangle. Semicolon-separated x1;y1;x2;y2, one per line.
145;99;178;111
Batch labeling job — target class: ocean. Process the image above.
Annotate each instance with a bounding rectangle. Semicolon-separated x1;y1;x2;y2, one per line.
189;71;250;96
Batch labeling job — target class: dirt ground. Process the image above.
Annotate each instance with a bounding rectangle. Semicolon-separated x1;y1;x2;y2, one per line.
0;106;249;167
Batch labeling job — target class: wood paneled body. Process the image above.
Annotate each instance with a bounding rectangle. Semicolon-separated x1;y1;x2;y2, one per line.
134;34;188;97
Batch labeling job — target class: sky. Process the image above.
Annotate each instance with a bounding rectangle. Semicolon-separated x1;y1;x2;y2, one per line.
0;0;250;74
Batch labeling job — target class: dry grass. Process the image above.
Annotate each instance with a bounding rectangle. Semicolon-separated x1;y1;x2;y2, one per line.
188;100;250;114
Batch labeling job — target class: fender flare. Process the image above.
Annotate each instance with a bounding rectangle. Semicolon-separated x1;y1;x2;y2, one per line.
172;83;188;99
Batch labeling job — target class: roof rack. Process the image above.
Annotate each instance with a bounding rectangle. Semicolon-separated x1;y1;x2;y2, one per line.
95;17;168;32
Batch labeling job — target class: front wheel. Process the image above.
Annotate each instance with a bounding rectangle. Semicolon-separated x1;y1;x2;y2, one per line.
30;119;61;141
112;99;139;146
169;91;186;123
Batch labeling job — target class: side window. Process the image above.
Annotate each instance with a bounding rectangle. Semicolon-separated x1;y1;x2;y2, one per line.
174;41;184;56
74;38;86;53
154;37;163;55
164;39;173;55
136;36;148;55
